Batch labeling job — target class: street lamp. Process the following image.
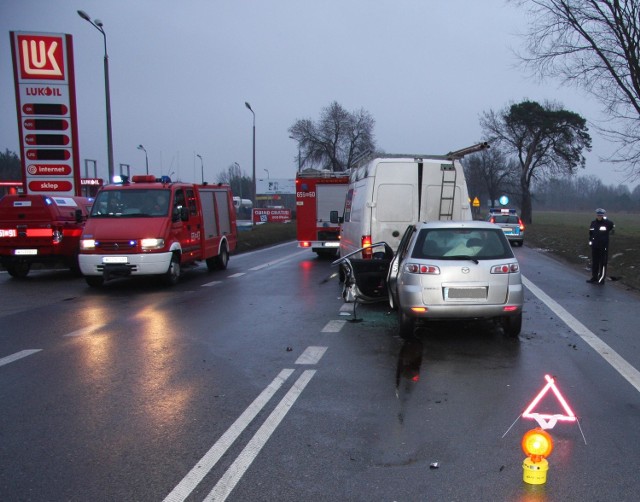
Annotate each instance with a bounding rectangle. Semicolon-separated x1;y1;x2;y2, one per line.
264;169;270;179
233;162;243;198
245;101;256;217
196;154;204;184
137;144;148;175
78;10;114;184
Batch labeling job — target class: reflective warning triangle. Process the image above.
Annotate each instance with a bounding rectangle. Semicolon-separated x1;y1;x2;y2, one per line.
522;374;577;429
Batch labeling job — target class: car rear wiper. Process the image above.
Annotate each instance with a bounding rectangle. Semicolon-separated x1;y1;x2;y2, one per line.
444;255;479;264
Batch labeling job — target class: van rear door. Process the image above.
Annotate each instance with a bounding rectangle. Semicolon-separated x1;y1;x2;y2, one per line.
371;161;419;250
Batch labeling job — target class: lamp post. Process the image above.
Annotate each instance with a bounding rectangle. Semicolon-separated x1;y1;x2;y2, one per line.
137;144;148;175
78;10;114;184
263;168;270;179
245;102;256;222
196;154;204;184
233;162;243;198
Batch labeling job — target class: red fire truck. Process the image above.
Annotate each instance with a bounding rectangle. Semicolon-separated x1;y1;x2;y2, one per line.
0;194;93;278
296;170;349;257
78;175;237;287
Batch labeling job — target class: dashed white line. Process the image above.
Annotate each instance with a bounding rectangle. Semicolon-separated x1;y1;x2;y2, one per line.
295;346;328;365
64;324;105;337
248;250;308;271
523;275;640;394
202;280;223;287
0;349;42;367
321;320;346;332
203;369;316;502
227;273;246;278
163;368;294;502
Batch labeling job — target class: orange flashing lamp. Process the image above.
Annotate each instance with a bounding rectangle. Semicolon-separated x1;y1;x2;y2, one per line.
522;428;553;463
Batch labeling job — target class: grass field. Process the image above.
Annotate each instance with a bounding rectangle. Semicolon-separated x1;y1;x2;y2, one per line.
524;211;640;291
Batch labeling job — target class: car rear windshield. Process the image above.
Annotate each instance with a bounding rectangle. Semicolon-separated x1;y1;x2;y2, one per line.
411;228;514;260
493;215;519;224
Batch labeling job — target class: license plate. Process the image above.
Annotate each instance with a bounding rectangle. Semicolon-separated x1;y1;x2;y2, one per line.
14;249;37;255
102;256;128;264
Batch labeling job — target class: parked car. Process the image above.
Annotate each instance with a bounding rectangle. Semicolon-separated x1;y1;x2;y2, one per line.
487;208;525;246
387;221;523;338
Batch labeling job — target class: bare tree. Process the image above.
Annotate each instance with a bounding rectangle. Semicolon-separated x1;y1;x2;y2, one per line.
288;102;376;172
464;147;519;208
512;0;640;178
481;100;591;223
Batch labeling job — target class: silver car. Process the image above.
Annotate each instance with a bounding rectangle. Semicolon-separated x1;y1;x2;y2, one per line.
387;221;523;338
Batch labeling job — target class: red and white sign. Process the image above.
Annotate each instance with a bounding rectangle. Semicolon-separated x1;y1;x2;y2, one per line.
16;34;65;80
26;164;72;176
11;31;80;197
253;208;292;223
28;180;74;192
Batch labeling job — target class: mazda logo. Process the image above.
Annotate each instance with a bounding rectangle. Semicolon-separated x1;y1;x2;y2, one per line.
461;267;470;274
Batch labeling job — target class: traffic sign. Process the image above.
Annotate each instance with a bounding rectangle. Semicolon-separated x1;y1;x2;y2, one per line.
522;374;577;429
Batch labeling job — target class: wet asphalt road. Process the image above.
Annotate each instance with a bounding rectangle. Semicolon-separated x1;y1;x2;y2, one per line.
1;241;640;501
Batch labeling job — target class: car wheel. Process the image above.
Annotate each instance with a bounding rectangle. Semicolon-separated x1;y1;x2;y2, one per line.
503;313;522;337
85;276;104;288
6;260;30;279
163;253;181;286
398;309;415;339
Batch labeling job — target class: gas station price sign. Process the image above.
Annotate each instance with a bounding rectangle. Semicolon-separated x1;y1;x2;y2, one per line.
10;31;81;196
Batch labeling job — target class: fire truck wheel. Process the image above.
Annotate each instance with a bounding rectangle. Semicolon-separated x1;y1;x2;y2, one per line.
164;253;181;286
6;260;31;279
85;276;104;288
207;243;229;271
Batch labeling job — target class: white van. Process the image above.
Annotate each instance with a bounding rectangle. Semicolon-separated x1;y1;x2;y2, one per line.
334;150;478;258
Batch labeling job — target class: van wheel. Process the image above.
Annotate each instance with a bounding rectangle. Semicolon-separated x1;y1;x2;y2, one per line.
163;253;181;286
85;276;104;288
398;309;415;339
6;260;30;279
207;243;229;271
502;313;522;337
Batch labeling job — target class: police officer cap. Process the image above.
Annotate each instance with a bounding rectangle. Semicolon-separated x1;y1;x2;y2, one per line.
595;208;606;215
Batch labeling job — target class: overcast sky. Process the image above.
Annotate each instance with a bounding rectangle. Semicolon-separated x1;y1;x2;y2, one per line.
1;0;634;188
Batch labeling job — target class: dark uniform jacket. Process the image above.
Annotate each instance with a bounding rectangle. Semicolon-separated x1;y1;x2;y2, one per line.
589;218;615;249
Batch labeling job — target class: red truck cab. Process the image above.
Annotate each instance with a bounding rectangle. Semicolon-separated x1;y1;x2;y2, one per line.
0;194;93;278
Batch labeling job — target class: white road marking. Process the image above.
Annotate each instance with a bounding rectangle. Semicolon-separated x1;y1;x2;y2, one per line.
295;346;328;365
162;369;294;502
322;320;346;332
523;275;640;394
203;370;316;502
227;273;246;278
64;324;105;337
201;281;222;287
339;303;354;316
248;250;308;271
0;349;42;367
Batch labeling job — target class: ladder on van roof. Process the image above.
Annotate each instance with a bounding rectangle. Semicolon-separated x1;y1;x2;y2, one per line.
438;163;456;220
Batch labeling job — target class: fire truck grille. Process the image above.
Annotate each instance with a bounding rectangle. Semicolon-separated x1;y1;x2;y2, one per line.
97;241;137;251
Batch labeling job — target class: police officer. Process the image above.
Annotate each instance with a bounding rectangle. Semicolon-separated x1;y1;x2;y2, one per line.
587;208;615;284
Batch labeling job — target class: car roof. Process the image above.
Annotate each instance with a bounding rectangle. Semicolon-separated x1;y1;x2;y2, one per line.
415;220;502;230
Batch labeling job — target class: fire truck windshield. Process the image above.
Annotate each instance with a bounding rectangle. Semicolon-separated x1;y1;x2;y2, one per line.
90;189;170;217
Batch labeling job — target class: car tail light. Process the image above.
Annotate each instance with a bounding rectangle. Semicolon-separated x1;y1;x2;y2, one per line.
489;217;495;223
411;307;428;313
491;263;520;274
362;235;372;259
300;241;311;248
503;306;519;312
405;263;440;274
519;219;525;231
